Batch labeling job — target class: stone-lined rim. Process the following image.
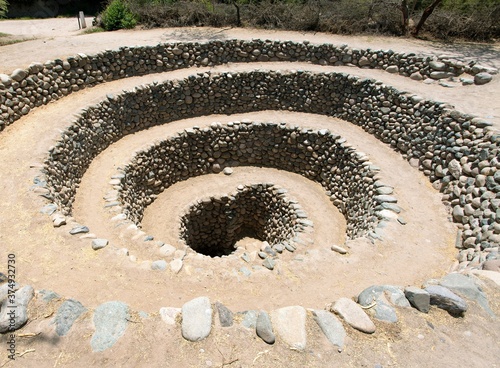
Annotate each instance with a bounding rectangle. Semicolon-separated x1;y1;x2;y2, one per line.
40;70;498;265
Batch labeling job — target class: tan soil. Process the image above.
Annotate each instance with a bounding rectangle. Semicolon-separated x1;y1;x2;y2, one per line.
0;20;499;368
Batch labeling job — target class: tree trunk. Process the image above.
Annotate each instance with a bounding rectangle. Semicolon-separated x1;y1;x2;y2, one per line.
401;0;409;35
232;0;241;27
413;0;443;36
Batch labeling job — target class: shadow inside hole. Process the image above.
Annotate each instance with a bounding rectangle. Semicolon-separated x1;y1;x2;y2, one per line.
179;184;299;258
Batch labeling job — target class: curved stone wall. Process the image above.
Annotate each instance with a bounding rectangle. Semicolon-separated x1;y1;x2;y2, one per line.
0;39;488;130
118;122;379;239
179;183;304;257
41;70;498;260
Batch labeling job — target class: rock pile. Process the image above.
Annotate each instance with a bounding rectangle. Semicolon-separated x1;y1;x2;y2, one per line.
118;122;380;240
41;70;498;268
1;40;496;129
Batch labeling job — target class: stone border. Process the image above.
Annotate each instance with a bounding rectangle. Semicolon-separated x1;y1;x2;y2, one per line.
3;271;494;353
40;70;498;268
1;39;497;129
116;122;381;241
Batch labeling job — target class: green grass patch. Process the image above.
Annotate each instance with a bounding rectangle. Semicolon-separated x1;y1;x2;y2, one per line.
81;26;105;34
0;38;28;46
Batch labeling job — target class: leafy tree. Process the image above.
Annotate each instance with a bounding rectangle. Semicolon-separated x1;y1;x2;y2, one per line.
0;0;8;18
102;0;137;30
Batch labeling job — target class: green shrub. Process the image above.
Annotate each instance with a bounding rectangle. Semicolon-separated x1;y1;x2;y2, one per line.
102;0;137;31
0;0;9;18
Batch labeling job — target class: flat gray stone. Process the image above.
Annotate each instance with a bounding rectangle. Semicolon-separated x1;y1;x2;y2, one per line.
426;285;467;315
182;297;212;341
263;258;275;270
215;302;233;327
0;285;34;333
241;310;258;329
256;310;275;344
91;301;130;352
70;226;89;235
439;273;494;316
313;310;346;348
38;289;60;303
374;195;397;204
40;204;58;215
404;286;430;313
92;238;108;250
54;299;87;336
332;297;376;334
151;260;167;271
271;306;307;350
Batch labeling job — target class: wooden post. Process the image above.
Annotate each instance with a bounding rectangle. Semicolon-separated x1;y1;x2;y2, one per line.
79;11;87;29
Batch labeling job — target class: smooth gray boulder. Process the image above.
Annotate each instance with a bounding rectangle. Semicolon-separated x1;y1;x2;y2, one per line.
90;301;130;352
181;297;212;341
256;310;275;344
474;72;493;85
358;285;409;322
439;273;494;317
404;286;430;313
54;299;87;336
313;310;346;348
426;285;467;316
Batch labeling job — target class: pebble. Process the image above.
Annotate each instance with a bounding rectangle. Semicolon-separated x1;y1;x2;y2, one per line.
151;260;167;271
181;297;212;342
263;258;275;270
91;238;108;250
332;297;376;334
331;245;348;254
170;259;183;274
69;225;89;235
215;302;233;327
38;289;60;303
223;167;233;175
90;301;130;352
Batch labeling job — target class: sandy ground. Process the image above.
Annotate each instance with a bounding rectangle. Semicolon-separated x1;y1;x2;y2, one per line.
0;19;499;368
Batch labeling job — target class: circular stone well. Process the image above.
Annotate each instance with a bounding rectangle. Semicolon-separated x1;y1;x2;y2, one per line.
179;183;304;257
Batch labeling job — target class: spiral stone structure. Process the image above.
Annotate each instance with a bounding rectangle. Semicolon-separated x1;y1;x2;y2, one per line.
0;28;499;366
